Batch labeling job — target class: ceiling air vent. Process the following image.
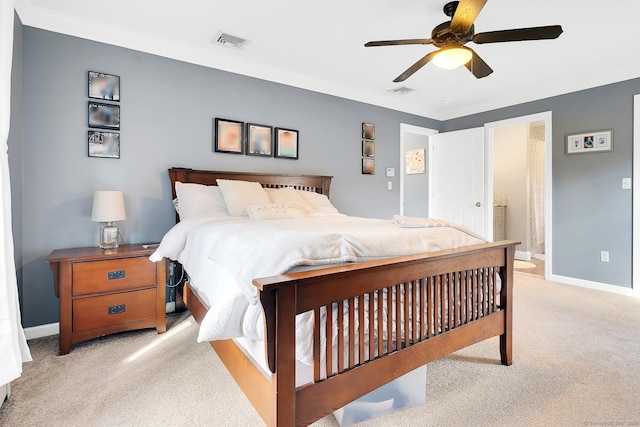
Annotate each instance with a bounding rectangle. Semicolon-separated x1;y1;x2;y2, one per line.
388;86;415;95
214;32;249;50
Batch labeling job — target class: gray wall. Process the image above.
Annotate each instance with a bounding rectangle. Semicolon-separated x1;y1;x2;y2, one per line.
15;27;439;327
444;79;638;288
8;13;23;310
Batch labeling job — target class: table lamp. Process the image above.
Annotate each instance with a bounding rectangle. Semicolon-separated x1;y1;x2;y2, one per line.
91;190;126;249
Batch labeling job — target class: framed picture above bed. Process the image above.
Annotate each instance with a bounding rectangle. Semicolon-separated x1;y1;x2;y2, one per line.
275;128;299;159
246;123;273;157
214;118;244;154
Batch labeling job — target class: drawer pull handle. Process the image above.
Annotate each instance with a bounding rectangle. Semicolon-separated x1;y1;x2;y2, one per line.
108;270;126;280
108;304;126;315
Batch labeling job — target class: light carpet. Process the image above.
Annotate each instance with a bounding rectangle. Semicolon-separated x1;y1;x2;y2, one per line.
1;274;640;427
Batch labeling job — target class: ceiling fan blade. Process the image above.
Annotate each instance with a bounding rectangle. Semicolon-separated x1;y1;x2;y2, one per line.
464;47;493;78
450;0;487;34
393;50;439;82
473;25;563;44
365;39;433;47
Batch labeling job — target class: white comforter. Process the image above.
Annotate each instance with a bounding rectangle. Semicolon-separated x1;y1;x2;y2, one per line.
150;215;485;363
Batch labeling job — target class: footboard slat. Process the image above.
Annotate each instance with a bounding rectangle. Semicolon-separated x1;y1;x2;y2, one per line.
326;303;333;377
368;291;375;361
348;297;355;368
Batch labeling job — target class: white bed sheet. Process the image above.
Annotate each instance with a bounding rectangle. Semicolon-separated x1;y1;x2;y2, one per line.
151;215;486;364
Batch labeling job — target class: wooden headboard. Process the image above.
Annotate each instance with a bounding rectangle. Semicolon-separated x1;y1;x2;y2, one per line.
168;168;334;221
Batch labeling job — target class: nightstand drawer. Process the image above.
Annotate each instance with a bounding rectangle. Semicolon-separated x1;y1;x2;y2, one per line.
73;257;156;296
73;288;156;332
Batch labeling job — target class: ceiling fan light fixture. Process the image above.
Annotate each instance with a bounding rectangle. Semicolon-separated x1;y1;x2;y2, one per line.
432;47;472;70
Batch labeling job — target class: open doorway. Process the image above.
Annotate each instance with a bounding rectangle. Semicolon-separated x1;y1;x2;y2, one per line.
399;124;438;216
486;112;552;280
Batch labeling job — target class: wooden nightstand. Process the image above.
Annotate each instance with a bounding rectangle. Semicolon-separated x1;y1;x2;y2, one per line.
46;244;167;355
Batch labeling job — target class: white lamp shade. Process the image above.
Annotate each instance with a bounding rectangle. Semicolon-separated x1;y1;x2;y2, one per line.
91;190;126;222
432;47;473;70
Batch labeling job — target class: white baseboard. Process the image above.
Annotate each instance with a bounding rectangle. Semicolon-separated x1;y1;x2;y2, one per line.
515;250;531;261
24;322;59;340
550;274;634;297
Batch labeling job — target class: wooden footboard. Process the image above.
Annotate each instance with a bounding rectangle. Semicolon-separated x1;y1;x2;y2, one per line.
185;240;517;427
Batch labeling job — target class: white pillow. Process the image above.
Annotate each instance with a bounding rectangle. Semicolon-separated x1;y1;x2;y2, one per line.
216;179;271;216
244;203;306;220
265;187;313;212
297;190;341;215
174;182;229;220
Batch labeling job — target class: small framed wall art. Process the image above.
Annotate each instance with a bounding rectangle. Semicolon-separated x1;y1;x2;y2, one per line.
214;118;244;154
88;102;120;130
362;123;375;140
275;128;299;159
88;131;120;159
362;158;375;175
405;148;426;174
88;71;120;102
566;129;613;154
362;140;375;157
246;123;273;157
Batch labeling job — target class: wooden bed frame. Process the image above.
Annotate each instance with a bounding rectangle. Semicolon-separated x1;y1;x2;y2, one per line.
168;167;517;427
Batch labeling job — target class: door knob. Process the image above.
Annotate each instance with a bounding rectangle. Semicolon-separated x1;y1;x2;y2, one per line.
475;202;482;207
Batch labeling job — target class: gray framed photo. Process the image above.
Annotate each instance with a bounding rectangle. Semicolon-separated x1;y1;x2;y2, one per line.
362;123;375;140
88;102;120;130
214;118;244;154
275;128;299;159
88;131;120;159
362;140;375;158
566;130;613;154
88;71;120;101
362;158;375;175
246;123;273;157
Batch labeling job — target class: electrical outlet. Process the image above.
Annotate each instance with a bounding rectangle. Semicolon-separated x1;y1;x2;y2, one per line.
165;301;176;314
600;251;610;262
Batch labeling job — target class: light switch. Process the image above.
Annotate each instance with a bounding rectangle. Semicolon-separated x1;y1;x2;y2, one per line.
386;168;395;177
622;178;632;189
387;181;393;190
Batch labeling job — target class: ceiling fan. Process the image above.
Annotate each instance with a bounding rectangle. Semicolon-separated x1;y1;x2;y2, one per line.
365;0;563;82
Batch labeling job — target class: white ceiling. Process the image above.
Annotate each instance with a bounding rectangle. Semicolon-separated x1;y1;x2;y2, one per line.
15;0;640;120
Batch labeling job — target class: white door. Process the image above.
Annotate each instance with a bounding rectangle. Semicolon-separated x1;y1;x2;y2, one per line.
429;127;487;238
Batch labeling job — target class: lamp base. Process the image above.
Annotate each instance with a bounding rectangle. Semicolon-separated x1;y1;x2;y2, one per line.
99;222;119;249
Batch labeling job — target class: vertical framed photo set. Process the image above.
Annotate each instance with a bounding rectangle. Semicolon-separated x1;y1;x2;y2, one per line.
88;131;120;159
362;158;375;175
275;128;299;159
88;71;120;102
246;123;273;157
362;122;375;140
566;130;613;154
88;102;120;130
214;118;244;154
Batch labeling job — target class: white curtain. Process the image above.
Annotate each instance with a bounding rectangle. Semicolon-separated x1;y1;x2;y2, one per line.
528;137;545;247
0;0;32;386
